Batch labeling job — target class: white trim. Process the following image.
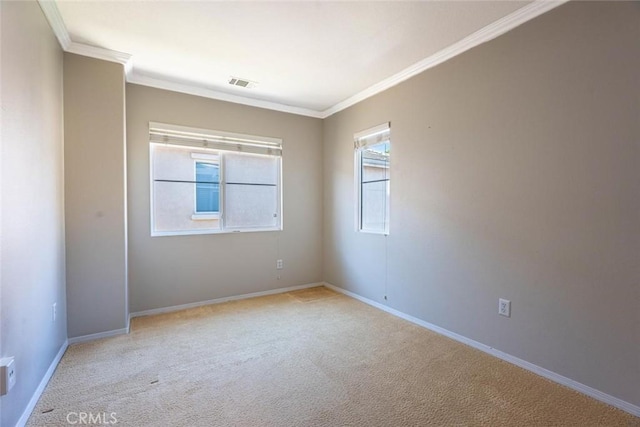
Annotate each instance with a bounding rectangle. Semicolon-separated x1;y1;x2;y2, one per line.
321;0;568;118
354;123;390;142
37;0;566;119
127;0;566;119
151;122;283;148
66;42;133;75
191;213;219;221
37;1;133;73
16;340;68;427
131;282;323;318
34;0;316;117
37;0;70;50
193;158;221;218
323;282;640;418
67;328;129;345
355;126;390;235
151;227;282;237
149;124;282;156
129;73;324;118
191;152;220;161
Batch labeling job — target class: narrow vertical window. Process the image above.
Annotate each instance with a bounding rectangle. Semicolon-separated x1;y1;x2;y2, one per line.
194;161;220;214
355;123;390;234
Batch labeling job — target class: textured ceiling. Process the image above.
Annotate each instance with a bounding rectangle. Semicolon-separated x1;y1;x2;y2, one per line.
56;1;532;114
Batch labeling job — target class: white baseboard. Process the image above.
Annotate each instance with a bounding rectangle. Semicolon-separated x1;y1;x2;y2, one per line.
16;339;69;427
323;282;640;417
130;282;324;319
69;283;324;345
68;328;129;345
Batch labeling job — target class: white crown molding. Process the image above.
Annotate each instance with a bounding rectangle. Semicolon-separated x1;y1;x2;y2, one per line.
66;41;133;75
38;0;70;50
38;0;567;119
320;0;569;118
127;72;325;118
38;0;133;74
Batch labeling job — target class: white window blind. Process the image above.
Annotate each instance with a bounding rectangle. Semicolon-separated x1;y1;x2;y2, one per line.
354;122;390;150
149;122;282;156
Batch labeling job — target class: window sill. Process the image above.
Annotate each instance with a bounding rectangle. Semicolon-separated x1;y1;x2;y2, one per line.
359;228;389;236
191;213;219;220
151;226;282;237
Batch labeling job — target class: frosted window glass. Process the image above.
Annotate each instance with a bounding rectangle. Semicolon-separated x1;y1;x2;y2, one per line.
225;153;278;185
224;184;278;228
153;181;220;233
153;145;196;181
150;138;281;235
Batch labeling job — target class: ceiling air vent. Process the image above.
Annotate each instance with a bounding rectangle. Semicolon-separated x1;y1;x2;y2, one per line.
228;77;257;89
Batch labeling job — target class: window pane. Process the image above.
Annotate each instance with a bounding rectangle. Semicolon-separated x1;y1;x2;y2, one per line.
224;184;278;229
195;183;220;212
150;124;282;236
361;142;390;183
225;152;278;185
195;162;220;213
223;152;280;229
196;162;219;182
153;145;196;181
358;140;389;234
361;180;389;233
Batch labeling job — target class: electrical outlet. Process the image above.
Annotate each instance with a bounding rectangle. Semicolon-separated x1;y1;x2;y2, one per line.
276;259;283;270
52;302;57;322
0;357;16;396
498;298;511;317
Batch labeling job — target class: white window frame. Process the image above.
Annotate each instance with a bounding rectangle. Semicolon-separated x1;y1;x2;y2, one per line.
192;153;221;220
149;122;283;237
355;122;390;235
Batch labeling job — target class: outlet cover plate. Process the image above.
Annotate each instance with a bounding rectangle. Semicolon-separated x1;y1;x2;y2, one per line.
0;357;16;395
499;298;511;317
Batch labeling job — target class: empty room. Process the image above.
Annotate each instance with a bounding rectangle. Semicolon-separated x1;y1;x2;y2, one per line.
1;0;639;426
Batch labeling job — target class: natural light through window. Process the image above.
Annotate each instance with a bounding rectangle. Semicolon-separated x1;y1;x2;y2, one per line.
194;161;220;215
149;123;282;236
355;123;390;235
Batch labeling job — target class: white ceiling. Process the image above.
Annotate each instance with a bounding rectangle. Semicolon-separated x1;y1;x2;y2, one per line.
50;1;558;117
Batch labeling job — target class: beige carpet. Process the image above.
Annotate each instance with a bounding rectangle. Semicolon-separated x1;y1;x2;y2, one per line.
28;287;638;426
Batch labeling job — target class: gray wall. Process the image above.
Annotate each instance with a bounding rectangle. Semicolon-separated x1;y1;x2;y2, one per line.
64;54;129;338
0;2;67;426
127;84;323;313
323;1;639;407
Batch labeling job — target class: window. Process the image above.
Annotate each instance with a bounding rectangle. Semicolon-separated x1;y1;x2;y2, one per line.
150;122;282;236
355;123;390;234
194;161;220;215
